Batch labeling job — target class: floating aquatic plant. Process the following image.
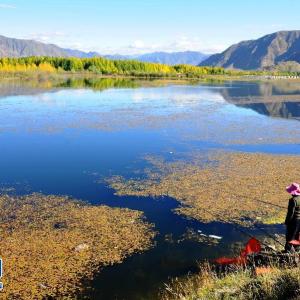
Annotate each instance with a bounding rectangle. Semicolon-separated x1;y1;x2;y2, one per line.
108;152;300;226
0;193;154;299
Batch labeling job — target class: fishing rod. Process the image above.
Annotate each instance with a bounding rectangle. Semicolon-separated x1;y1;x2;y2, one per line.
186;193;285;249
182;191;286;248
191;202;277;250
244;198;286;247
252;223;285;248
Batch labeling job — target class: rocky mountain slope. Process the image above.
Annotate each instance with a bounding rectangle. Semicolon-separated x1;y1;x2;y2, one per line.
0;35;97;58
200;31;300;70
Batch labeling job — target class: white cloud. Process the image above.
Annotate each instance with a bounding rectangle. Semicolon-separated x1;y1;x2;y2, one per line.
98;37;228;55
22;33;228;55
129;40;145;49
166;36;226;54
26;31;66;43
0;3;16;9
23;32;93;52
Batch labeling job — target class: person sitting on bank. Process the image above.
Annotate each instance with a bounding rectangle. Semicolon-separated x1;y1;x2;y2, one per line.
285;183;300;252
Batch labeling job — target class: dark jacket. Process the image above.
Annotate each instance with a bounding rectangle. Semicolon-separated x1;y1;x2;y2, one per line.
285;196;300;225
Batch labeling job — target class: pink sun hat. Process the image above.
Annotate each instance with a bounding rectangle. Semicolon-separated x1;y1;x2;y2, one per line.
286;183;300;196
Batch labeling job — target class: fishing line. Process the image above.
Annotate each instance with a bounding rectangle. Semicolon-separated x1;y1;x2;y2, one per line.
252;198;286;209
190;202;275;249
244;198;286;247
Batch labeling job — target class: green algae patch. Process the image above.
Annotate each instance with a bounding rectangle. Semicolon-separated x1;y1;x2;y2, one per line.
108;152;300;226
0;193;154;299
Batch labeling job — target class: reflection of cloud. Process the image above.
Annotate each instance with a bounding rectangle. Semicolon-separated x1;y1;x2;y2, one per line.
131;87;225;104
36;94;52;102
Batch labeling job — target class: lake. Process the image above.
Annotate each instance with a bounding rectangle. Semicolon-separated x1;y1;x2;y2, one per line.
0;78;299;299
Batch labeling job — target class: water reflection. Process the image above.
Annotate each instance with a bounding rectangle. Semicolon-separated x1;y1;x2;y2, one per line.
236;102;300;119
219;81;300;119
1;78;300;145
221;80;300;98
0;77;141;99
56;77;140;91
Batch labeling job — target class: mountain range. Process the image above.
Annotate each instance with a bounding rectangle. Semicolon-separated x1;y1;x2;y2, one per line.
3;31;300;70
104;51;208;65
200;31;300;70
0;35;208;65
0;35;98;58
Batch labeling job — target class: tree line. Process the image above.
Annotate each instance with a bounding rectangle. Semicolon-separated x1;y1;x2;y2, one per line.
1;56;297;77
0;56;231;77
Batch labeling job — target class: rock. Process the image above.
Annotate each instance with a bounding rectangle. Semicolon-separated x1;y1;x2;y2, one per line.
38;283;47;289
74;243;89;252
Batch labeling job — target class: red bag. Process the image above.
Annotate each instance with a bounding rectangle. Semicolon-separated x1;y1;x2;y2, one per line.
241;238;261;256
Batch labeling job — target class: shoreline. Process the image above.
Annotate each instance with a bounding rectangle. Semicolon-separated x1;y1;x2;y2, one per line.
1;70;300;83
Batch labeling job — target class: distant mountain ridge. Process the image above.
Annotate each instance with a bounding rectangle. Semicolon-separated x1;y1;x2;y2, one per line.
200;31;300;70
0;35;97;58
0;35;208;65
105;51;209;65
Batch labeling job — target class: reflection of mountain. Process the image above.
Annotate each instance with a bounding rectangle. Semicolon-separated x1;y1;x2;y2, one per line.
221;81;300;100
236;102;300;119
220;81;300;119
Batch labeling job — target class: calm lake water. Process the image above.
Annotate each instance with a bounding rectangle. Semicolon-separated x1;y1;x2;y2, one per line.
0;78;299;299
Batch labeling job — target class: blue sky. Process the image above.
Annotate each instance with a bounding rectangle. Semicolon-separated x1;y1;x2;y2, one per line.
1;0;300;54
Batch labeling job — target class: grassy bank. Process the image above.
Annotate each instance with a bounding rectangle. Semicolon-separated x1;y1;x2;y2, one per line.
162;264;300;300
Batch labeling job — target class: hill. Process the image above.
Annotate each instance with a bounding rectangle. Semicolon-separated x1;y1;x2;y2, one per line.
0;35;99;58
200;31;300;70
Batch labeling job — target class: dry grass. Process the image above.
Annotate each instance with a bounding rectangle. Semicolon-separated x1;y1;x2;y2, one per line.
0;193;155;299
161;263;300;300
108;152;300;225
